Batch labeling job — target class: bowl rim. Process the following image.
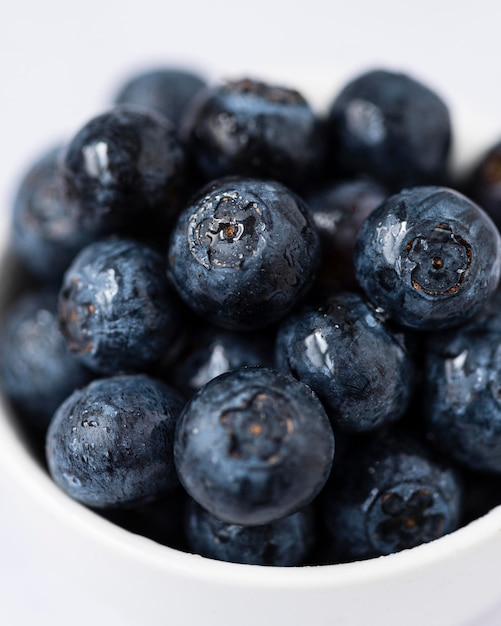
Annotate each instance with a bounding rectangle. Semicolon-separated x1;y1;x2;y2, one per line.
2;387;501;591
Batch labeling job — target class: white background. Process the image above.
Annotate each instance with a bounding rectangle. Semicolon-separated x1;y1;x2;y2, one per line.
2;0;501;208
1;1;501;624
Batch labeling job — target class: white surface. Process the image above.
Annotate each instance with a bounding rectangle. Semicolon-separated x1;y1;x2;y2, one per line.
2;0;501;208
2;2;501;625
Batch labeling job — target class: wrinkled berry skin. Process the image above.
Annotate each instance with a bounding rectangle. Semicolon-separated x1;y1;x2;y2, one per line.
181;78;325;191
174;367;334;525
168;177;320;330
59;238;182;374
321;429;462;561
354;186;501;330
185;499;316;566
46;374;185;508
11;146;93;283
61;106;187;235
327;69;452;191
169;324;275;398
305;178;387;289
275;291;414;433
0;290;93;435
114;67;207;128
424;305;501;473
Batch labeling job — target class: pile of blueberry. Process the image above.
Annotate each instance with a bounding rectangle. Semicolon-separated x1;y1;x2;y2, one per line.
3;65;501;567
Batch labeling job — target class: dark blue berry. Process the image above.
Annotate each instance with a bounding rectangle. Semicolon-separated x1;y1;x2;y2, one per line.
61;106;187;235
174;367;334;525
114;67;207;128
169;323;275;398
46;374;185;508
58;238;182;374
423;302;501;473
321;429;462;561
461;469;501;525
0;290;93;435
275;291;415;433
167;177;320;330
185;499;315;566
305;177;387;289
103;488;188;550
354;186;501;330
11;146;93;283
181;77;325;191
465;138;501;231
327;69;452;191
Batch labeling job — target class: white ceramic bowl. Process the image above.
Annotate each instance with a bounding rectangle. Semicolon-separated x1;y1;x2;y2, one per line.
1;81;501;626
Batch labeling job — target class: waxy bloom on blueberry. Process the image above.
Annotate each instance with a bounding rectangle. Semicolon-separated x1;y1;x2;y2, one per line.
61;106;187;235
321;429;462;561
46;375;185;508
424;293;501;474
275;291;415;432
354;186;501;330
168;177;320;330
181;77;325;191
174;367;334;525
58;238;182;375
327;69;452;190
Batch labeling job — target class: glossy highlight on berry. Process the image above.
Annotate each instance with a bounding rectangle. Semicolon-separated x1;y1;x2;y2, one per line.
58;238;182;374
168;177;320;330
181;77;325;191
354;186;501;330
174;367;335;525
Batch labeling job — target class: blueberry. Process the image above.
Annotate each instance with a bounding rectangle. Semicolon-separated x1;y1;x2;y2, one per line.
174;367;334;525
102;488;188;550
185;499;316;566
169;323;275;398
6;62;499;566
465;138;501;231
114;67;207;128
180;77;325;191
445;286;501;335
61;106;187;235
58;238;182;374
423;304;501;473
0;289;93;436
275;291;415;433
46;374;185;508
11;145;94;283
305;177;387;289
167;177;320;330
321;428;462;561
327;69;452;190
461;469;501;526
354;186;501;330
